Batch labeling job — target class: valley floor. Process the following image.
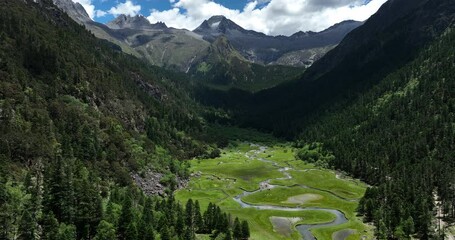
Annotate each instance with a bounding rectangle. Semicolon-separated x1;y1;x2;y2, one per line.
175;142;374;239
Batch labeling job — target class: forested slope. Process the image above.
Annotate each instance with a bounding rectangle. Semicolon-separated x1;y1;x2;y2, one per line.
0;0;247;239
299;27;455;239
224;0;455;238
239;0;455;138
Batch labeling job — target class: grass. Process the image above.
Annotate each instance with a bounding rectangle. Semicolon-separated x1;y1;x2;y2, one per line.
175;141;374;239
270;170;366;200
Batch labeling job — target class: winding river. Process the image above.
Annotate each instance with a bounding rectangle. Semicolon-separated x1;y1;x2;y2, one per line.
233;146;351;240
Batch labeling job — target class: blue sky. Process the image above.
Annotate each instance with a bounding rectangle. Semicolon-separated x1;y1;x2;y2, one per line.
74;0;387;36
93;0;249;23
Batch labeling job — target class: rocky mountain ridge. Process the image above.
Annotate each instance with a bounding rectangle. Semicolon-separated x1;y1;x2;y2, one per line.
106;14;167;30
193;15;363;65
53;0;361;69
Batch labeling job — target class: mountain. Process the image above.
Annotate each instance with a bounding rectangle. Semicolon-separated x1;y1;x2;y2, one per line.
53;0;91;23
240;0;455;136
194;16;363;66
50;3;306;90
106;14;167;30
52;1;360;71
105;14;209;72
189;36;304;91
194;15;265;39
52;0;209;72
50;1;363;91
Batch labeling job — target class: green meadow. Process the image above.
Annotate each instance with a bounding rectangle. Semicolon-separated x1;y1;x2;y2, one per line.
175;140;374;239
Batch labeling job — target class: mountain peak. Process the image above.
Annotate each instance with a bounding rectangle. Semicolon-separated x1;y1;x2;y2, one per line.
194;15;245;35
107;14;167;30
205;15;229;27
207;15;227;23
322;20;363;32
53;0;91;24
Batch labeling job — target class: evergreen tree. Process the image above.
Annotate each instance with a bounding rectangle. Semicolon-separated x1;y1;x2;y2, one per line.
139;197;155;239
125;222;138;240
142;197;154;226
93;220;116;240
185;199;194;233
159;226;170;240
224;231;232;240
104;200;116;225
233;217;242;240
143;226;155;240
183;227;194;240
117;195;134;240
176;210;185;237
194;200;203;232
56;223;77;240
241;220;250;239
73;166;102;239
377;220;388;240
40;212;59;240
403;216;415;237
17;210;36;240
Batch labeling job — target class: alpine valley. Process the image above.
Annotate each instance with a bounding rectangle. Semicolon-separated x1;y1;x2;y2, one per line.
1;0;455;240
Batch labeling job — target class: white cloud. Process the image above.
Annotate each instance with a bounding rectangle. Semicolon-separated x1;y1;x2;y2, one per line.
108;1;142;16
147;0;388;36
95;10;107;18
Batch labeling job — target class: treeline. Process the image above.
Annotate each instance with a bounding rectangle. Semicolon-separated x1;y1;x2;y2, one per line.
298;28;455;239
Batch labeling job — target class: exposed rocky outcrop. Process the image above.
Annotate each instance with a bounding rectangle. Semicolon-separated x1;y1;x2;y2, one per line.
131;72;167;102
53;0;91;24
107;14;167;30
132;171;189;196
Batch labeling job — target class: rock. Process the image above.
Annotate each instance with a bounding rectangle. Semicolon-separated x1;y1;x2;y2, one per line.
130;72;167;102
131;170;188;196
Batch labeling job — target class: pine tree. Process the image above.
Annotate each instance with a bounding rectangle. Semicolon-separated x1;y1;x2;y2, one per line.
185;199;194;233
143;226;155;240
139;197;155;239
104;200;116;225
377;219;388;240
125;222;138;240
241;220;250;239
56;223;77;240
93;220;116;240
233;217;242;240
17;210;36;240
40;212;59;240
183;227;194;240
0;165;9;239
194;200;203;233
224;231;232;240
159;226;170;240
176;210;185;237
403;216;415;236
142;197;154;226
117;195;134;240
73;166;102;239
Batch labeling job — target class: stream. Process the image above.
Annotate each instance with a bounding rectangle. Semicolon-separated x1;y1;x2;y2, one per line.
233;146;351;240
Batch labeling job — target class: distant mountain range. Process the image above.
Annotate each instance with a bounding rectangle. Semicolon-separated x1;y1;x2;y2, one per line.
52;0;361;90
194;15;362;66
53;0;361;69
